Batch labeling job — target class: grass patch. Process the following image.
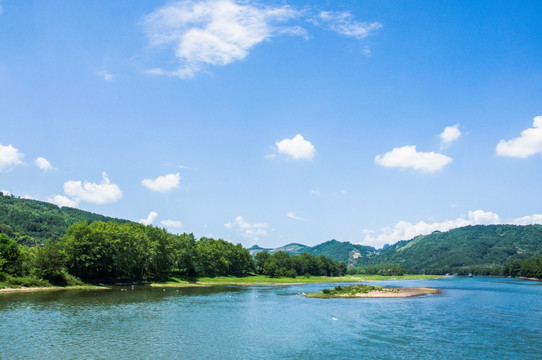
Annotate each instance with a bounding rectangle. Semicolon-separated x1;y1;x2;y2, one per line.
151;274;442;287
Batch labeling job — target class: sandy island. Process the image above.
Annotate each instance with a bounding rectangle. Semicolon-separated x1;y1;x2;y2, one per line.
303;287;441;298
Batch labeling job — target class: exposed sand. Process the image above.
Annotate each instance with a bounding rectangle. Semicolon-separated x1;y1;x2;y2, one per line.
303;287;441;298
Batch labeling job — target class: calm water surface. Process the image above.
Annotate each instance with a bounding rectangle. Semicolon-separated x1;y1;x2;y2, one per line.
1;277;541;359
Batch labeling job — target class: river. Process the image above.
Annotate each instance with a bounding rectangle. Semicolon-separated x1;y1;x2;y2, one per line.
1;277;541;359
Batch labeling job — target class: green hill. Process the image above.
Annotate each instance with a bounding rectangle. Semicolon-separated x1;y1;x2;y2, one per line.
0;192;131;244
249;239;377;266
371;225;542;274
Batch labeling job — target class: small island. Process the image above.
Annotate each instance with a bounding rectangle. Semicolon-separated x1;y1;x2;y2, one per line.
302;284;441;298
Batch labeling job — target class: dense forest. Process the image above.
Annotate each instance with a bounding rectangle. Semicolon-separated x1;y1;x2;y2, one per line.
502;256;542;279
2;194;542;286
0;192;129;244
371;225;542;275
254;251;347;278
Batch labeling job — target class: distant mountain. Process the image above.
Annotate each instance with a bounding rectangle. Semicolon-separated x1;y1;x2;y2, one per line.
0;192;131;244
372;225;542;274
249;239;377;266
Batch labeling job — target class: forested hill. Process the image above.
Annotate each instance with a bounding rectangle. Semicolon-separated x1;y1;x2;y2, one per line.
372;225;542;274
249;240;377;266
0;192;130;244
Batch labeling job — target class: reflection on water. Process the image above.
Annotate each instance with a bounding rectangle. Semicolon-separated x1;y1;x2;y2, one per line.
1;278;541;359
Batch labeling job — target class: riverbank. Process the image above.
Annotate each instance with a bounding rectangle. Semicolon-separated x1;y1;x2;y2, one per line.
1;274;442;293
0;285;110;293
150;274;441;288
303;284;441;298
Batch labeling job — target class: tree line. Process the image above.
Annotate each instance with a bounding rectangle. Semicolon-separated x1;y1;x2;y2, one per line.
346;263;405;276
1;221;347;287
0;221;255;286
502;256;542;279
254;251;347;278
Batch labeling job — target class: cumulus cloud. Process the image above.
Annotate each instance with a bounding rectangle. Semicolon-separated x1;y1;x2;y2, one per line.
361;210;542;248
440;124;461;148
143;0;302;78
316;11;382;39
225;215;268;240
34;157;55;171
286;211;308;221
496;116;542;158
275;134;316;160
140;211;158;225
142;172;180;192
375;145;452;173
48;194;79;208
0;144;24;172
64;172;122;204
510;214;542;225
0;189;11;196
161;219;183;228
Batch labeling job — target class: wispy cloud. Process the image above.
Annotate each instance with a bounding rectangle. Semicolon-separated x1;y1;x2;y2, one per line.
316;11;382;39
225;215;268;240
375;145;452;173
95;70;114;81
142;1;381;78
143;0;302;78
287;211;308;221
0;144;24;172
275;134;316;160
142;172;180;192
496;116;542;158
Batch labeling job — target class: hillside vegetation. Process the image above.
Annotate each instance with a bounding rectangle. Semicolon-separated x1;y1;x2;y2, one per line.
0;192;129;244
373;225;542;274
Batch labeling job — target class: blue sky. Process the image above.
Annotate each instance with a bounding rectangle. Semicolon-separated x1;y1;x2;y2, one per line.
1;0;541;249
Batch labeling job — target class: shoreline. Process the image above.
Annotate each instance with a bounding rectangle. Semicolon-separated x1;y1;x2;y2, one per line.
0;285;110;294
1;274;441;294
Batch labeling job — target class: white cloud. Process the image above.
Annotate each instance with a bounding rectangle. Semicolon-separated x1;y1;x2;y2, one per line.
225;215;268;240
496;116;542;158
161;219;183;228
287;211;308;221
361;210;542;249
264;153;276;160
275;134;316;160
22;194;34;200
142;172;180;192
310;189;320;195
48;194;79;208
34;157;55;171
140;211;158;225
375;145;452;173
440;124;461;148
64;172;122;204
0;144;24;172
1;189;11;196
510;214;542;225
143;0;302;78
317;11;382;39
362;210;500;248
